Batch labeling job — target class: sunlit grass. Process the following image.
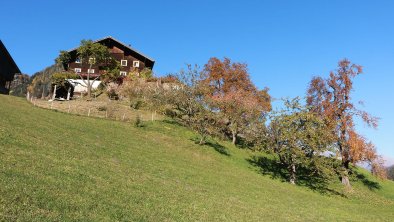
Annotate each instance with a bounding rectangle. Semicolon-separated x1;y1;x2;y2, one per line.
0;95;393;221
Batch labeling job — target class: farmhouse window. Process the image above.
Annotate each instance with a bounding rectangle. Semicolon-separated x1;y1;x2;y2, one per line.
87;69;95;74
120;71;127;76
133;61;140;68
74;68;81;73
121;60;128;66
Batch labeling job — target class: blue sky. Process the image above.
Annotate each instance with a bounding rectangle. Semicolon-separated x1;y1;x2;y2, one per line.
1;0;393;165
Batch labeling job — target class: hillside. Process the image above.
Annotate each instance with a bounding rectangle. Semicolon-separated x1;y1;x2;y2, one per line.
1;95;394;221
26;63;64;98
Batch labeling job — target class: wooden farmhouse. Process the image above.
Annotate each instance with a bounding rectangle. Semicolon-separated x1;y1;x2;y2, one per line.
0;40;21;94
63;36;155;79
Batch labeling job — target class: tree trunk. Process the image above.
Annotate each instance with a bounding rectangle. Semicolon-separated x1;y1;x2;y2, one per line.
232;130;237;145
230;121;238;145
199;137;205;145
87;63;92;98
341;174;350;187
341;160;351;188
52;85;57;100
87;78;91;98
338;137;352;188
87;85;91;97
41;85;45;99
67;87;71;100
289;159;296;184
289;154;296;184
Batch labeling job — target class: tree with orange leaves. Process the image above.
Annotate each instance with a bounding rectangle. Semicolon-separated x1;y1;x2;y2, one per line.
202;57;271;145
307;59;384;187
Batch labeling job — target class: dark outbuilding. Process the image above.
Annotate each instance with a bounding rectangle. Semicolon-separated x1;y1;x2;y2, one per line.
0;40;21;94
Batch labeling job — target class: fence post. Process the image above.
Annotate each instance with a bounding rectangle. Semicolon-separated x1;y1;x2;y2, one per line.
52;85;57;101
67;87;71;101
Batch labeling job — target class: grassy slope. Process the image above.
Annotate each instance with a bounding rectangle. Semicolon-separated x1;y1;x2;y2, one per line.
0;95;393;221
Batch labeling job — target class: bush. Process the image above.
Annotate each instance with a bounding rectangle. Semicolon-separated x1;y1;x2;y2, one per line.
97;106;107;111
52;72;78;82
130;100;144;109
139;68;153;79
106;89;118;100
134;115;144;127
106;83;119;100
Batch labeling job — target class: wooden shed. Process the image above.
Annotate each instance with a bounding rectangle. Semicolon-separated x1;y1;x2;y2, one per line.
0;40;21;94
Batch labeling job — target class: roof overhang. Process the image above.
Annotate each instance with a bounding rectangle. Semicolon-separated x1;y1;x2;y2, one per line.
0;40;21;78
67;36;155;63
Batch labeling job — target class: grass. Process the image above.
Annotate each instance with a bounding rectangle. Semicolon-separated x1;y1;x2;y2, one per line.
31;96;160;122
0;94;393;221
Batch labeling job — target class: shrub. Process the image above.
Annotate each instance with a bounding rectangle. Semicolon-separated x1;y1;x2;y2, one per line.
130;100;144;109
97;106;107;111
106;83;119;100
134;115;144;127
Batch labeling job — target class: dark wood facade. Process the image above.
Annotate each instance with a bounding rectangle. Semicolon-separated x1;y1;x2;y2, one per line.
0;40;21;94
65;36;155;78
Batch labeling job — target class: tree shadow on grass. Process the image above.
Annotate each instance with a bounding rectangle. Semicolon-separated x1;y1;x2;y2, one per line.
206;141;230;156
191;138;230;156
353;171;381;191
247;155;346;197
247;156;288;182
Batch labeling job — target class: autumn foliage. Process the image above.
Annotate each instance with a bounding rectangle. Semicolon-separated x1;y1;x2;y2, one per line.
307;59;385;186
120;57;386;186
202;57;271;144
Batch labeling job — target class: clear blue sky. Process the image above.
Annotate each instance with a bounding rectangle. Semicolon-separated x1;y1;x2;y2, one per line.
1;0;393;165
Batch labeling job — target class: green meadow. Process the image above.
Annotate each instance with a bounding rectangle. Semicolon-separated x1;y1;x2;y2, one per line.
1;95;393;221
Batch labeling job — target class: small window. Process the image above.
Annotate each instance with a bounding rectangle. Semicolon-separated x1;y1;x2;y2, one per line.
89;57;96;64
74;68;81;73
133;61;140;68
75;58;81;63
120;71;127;76
87;69;95;74
121;60;128;66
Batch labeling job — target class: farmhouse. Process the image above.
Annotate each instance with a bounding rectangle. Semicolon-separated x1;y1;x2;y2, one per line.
0;40;21;94
63;36;155;79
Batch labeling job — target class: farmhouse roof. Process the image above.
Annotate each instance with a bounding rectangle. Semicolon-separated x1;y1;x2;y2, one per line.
67;36;155;63
0;40;21;81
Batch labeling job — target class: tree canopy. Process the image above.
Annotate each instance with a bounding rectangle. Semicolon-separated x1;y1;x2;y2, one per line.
267;98;334;184
307;59;384;187
202;57;271;144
